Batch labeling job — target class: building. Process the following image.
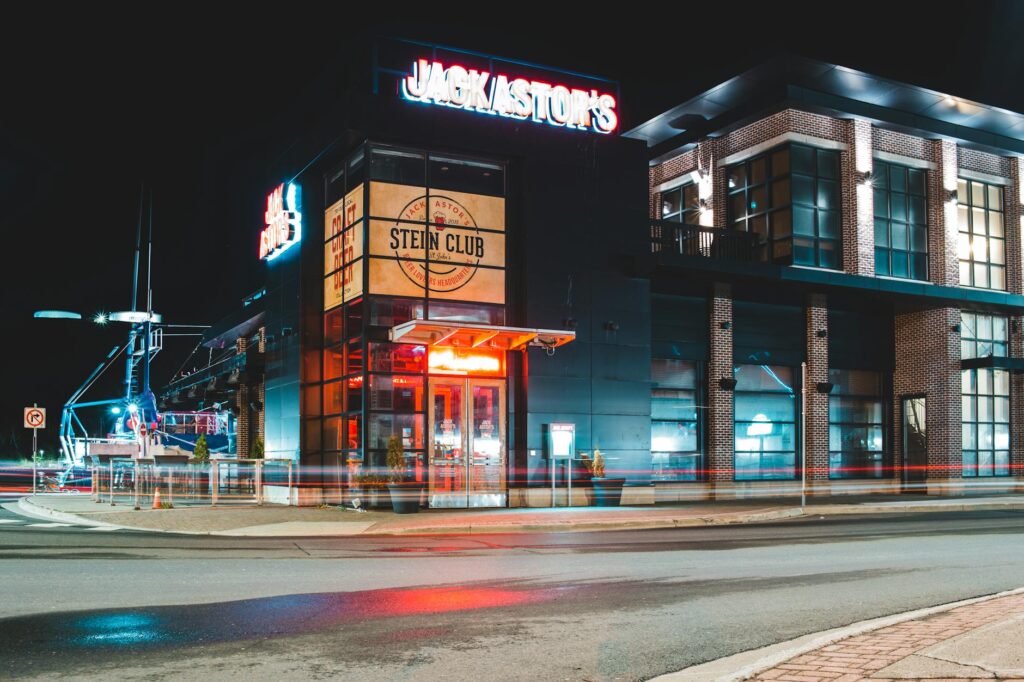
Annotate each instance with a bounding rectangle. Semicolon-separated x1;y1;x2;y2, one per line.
183;41;1024;506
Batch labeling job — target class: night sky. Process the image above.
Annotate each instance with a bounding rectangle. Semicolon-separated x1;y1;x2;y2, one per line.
3;4;1023;455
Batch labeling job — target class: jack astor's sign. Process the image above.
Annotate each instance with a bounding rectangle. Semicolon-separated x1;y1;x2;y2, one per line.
260;183;302;260
401;59;618;134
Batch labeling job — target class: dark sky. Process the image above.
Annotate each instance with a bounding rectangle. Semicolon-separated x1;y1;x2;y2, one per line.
3;4;1023;454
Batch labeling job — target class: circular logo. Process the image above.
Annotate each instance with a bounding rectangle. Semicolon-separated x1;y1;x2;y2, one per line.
393;194;482;293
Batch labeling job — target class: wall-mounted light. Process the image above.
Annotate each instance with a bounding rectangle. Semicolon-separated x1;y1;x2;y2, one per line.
720;321;732;330
719;377;738;391
816;382;835;394
698;198;709;213
951;323;961;333
945;188;958;204
816;329;828;338
856;170;874;186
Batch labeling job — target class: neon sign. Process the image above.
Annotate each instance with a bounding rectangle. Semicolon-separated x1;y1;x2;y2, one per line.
260;182;302;260
401;59;618;134
428;347;504;376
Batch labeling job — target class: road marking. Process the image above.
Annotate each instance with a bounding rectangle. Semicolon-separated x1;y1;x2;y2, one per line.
26;523;74;528
84;526;118;532
0;519;24;524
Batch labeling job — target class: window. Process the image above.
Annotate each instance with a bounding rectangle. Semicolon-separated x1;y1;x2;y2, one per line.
961;312;1008;359
651;359;701;481
874;161;928;280
958;178;1005;290
660;183;700;224
733;364;797;480
828;370;885;479
961;368;1010;477
727;144;841;268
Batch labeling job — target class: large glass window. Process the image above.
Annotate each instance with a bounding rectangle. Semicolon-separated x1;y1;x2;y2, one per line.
660;182;700;224
961;312;1008;359
874;161;928;280
727;144;841;268
651;359;701;481
961;368;1010;477
958;178;1005;290
828;370;885;479
733;364;797;480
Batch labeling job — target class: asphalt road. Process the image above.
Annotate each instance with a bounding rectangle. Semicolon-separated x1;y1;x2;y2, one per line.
1;505;1023;681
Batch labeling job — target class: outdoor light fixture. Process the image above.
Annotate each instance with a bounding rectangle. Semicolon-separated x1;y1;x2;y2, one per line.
816;382;835;394
856;170;874;186
33;310;82;320
698;198;709;213
109;311;162;323
719;377;738;391
816;329;828;338
127;403;138;413
93;312;109;325
952;323;961;333
110;406;121;415
720;321;732;330
945;188;958;204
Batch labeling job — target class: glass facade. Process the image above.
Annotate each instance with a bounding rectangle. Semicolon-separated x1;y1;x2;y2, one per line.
318;144;507;487
828;369;885;479
727;144;841;268
961;312;1008;358
733;364;797;480
957;178;1005;290
873;161;928;280
650;359;701;481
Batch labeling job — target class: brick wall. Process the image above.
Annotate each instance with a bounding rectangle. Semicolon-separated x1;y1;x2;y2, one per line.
958;147;1012;178
872;128;932;161
892;308;962;483
928;140;960;287
842;119;874;276
707;283;734;482
805;294;830;481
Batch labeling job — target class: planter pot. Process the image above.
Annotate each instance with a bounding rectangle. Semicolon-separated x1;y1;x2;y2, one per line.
591;478;626;507
388;483;423;514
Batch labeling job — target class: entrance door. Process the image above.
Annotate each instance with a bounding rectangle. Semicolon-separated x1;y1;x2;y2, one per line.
428;378;506;508
902;396;927;491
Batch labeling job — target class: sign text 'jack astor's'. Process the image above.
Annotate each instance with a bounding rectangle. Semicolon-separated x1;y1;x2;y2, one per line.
401;59;618;134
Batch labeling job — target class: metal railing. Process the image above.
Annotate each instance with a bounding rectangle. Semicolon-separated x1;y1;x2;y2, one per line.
88;458;294;508
650;220;761;262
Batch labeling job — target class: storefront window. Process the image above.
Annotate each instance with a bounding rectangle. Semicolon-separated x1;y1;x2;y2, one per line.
874;161;928;280
961;312;1008;359
733;364;797;480
958;178;1005;290
828;369;885;479
650;359;701;481
962;367;1010;477
727;144;841;268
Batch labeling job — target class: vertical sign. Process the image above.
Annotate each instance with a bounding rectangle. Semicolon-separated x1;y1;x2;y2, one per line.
324;186;365;310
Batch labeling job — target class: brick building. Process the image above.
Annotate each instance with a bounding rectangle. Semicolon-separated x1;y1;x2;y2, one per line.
630;56;1024;497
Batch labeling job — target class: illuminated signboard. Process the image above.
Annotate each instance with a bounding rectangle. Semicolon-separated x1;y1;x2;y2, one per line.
401;59;618;134
260;182;302;260
428;347;504;376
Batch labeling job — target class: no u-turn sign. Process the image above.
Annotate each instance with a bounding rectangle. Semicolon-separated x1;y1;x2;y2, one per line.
24;406;46;429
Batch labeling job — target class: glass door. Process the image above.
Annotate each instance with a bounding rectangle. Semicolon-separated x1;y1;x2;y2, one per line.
428;378;506;508
902;396;927;491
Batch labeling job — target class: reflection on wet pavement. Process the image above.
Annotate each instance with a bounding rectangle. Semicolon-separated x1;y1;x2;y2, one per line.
0;582;578;656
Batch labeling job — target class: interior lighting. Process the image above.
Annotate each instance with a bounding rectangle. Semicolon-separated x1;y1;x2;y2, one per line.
428;348;502;375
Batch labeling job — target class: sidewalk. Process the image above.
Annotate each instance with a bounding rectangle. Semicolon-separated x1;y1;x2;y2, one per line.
663;588;1024;681
14;492;1024;537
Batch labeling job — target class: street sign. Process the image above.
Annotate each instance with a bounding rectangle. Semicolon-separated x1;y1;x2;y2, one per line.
24;407;46;429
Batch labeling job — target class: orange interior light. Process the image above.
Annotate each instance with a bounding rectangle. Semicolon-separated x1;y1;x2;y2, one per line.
428;347;504;376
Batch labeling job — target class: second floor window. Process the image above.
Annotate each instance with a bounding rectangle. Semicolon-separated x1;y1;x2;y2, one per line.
661;183;700;224
874;161;928;280
727;144;841;268
958;178;1005;290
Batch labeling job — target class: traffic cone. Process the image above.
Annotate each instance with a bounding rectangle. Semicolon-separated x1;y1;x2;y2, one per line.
152;488;162;509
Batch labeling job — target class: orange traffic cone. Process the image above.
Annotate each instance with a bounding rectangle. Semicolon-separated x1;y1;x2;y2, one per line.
152;488;162;509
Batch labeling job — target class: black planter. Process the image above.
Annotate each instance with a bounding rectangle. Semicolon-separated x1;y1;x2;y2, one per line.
591;478;626;507
388;483;423;514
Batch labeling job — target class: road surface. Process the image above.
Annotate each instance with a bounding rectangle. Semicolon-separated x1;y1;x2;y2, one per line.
1;505;1023;680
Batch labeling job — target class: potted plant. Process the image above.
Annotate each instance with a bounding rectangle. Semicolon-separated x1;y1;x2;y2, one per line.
587;449;626;507
349;471;387;509
386;436;421;514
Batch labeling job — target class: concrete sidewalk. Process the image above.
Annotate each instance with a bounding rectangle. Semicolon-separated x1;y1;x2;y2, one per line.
662;587;1024;681
14;492;1024;537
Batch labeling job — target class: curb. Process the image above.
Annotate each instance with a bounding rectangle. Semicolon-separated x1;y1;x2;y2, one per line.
15;497;147;533
653;586;1024;682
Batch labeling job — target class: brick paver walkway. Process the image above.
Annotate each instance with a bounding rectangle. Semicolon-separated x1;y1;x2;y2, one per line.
753;592;1024;682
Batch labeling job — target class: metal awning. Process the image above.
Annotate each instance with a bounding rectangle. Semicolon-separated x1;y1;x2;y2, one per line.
389;319;576;351
961;356;1024;373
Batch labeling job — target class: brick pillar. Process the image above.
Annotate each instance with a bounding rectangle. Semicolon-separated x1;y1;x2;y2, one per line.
928;140;960;287
706;138;728;230
805;294;830;484
1005;157;1023;296
236;384;250;458
1011;316;1024;479
893;308;962;493
707;283;734;490
842;119;874;276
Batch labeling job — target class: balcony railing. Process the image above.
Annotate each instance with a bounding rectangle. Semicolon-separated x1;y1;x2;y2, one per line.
651;221;761;262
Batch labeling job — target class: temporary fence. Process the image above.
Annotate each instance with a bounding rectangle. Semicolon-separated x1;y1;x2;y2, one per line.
88;458;294;509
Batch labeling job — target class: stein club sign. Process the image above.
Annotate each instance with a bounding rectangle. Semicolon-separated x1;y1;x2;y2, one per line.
401;59;618;134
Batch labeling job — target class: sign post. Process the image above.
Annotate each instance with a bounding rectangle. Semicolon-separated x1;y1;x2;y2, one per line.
24;405;46;494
